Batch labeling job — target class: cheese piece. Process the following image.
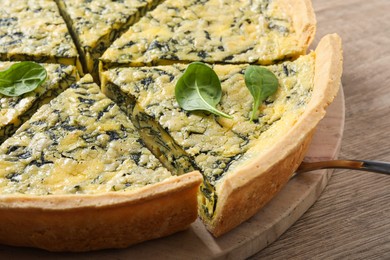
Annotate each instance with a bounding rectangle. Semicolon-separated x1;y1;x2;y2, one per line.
0;0;82;73
102;52;315;218
101;0;316;68
56;0;163;80
0;62;78;144
0;74;174;195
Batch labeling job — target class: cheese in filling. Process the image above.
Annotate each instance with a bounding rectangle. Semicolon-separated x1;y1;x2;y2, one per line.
101;0;302;68
0;62;78;144
0;0;82;73
55;0;163;79
101;52;315;218
0;75;172;195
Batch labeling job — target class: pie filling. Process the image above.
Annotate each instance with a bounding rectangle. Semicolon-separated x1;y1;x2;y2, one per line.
102;81;197;176
55;0;165;80
0;75;172;195
0;0;82;72
0;63;78;144
101;0;302;69
101;52;315;219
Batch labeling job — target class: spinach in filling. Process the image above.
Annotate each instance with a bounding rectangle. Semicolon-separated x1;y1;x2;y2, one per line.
102;53;315;218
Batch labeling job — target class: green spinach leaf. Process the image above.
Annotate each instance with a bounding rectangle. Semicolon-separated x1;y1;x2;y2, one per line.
244;66;278;121
175;62;232;119
0;61;47;97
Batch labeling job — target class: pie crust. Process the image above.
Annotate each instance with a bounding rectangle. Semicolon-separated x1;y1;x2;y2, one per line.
0;170;202;251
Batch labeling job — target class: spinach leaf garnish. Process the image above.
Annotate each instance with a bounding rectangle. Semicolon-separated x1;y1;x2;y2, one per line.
244;66;278;121
0;61;47;97
175;62;232;119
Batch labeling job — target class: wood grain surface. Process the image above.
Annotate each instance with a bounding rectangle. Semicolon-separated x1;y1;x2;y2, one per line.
251;0;390;259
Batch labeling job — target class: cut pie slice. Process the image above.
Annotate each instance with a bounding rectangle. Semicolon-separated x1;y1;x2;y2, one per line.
0;75;202;251
101;34;343;236
55;0;164;80
101;0;316;69
0;0;82;73
0;62;79;144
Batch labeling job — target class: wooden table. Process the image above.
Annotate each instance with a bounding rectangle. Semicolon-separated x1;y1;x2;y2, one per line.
251;0;390;258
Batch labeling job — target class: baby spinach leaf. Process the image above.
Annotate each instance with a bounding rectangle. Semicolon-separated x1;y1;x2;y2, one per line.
175;62;232;119
244;65;278;121
0;61;47;97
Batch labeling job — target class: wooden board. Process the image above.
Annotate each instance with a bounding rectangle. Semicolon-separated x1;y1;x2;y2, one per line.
0;87;345;259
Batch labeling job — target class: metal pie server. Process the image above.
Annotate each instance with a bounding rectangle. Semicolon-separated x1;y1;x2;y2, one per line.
297;160;390;175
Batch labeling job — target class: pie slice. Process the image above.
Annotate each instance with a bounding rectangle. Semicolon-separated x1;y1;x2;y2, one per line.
0;62;78;144
55;0;163;80
0;0;82;73
101;0;316;69
0;75;202;251
101;34;343;236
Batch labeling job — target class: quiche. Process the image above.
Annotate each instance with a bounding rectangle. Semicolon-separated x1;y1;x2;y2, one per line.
0;0;344;252
101;34;343;236
101;0;316;69
0;0;82;73
55;0;163;80
0;62;78;144
0;75;202;251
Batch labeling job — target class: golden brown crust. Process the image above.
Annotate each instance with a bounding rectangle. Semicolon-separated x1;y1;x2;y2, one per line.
280;0;317;53
0;171;202;252
204;34;343;236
